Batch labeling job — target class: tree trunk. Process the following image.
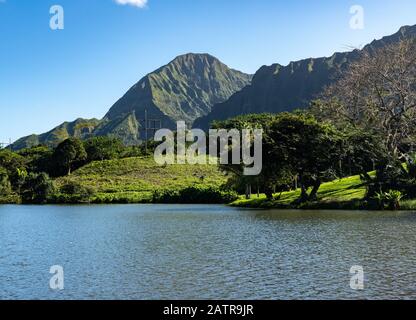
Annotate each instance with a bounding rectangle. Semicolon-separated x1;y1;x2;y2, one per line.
308;179;321;201
264;186;273;199
245;184;252;199
299;183;309;203
295;173;307;203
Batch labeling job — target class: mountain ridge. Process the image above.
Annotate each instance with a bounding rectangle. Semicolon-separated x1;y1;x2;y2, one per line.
11;118;101;150
194;25;416;130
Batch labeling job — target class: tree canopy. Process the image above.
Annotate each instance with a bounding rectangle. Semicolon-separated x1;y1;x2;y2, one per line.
52;138;87;176
83;136;123;162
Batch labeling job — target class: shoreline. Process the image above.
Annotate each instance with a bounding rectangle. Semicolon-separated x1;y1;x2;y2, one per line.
2;198;416;211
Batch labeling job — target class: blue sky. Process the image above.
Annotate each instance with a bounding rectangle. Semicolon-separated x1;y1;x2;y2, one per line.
1;0;416;143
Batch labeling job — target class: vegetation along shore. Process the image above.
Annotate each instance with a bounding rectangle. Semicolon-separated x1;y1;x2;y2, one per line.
3;32;416;211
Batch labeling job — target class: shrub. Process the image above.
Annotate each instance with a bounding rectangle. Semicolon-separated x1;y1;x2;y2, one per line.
0;167;12;196
21;172;55;204
84;137;124;162
152;186;238;204
55;181;95;203
373;190;404;210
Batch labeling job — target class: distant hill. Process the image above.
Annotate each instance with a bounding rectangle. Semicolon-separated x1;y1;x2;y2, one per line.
11;53;251;150
194;25;416;130
11;118;101;150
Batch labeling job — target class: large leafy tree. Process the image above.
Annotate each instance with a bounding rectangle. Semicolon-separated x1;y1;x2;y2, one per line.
17;146;53;174
0;149;26;173
337;126;386;178
213;112;384;202
21;172;55;204
0;149;27;191
83;136;123;162
53;138;87;176
265;113;343;202
213;114;282;199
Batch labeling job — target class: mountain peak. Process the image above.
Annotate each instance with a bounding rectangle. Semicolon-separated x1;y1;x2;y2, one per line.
104;53;252;127
173;52;218;61
162;53;226;72
164;53;236;74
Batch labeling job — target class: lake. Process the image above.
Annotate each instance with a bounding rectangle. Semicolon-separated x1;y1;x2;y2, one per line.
1;204;416;300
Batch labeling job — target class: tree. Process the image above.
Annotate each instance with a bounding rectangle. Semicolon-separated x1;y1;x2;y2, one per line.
53;138;87;176
0;149;27;190
83;136;123;162
21;172;55;204
17;146;53;174
265;113;343;203
0;167;12;196
338;126;386;178
214;112;383;203
314;38;416;161
213;114;283;199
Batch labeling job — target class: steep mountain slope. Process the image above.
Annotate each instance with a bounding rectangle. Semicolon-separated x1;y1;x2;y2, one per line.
104;53;252;127
194;25;416;130
11;53;251;150
93;112;141;146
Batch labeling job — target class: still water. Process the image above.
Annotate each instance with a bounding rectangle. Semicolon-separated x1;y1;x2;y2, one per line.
1;204;416;300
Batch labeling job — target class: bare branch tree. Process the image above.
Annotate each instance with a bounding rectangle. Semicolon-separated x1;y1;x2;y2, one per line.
314;38;416;160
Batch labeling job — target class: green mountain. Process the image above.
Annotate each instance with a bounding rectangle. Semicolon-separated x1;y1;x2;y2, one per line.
11;118;101;150
11;53;252;150
104;53;252;127
93;112;141;146
194;25;416;130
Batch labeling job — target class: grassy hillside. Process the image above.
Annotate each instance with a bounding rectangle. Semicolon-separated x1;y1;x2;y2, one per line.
232;174;369;209
231;172;416;210
55;156;228;203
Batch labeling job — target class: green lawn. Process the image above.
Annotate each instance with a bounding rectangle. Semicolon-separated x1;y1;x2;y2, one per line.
231;173;377;209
